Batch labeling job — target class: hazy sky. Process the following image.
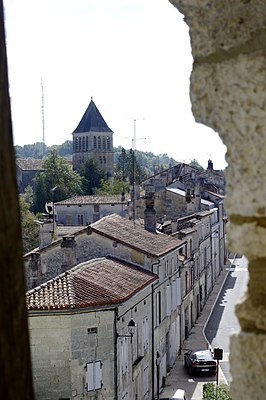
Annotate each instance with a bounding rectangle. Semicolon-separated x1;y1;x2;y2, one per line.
4;0;227;169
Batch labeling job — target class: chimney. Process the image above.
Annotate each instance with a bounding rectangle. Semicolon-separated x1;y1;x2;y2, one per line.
207;159;213;170
38;220;54;249
61;236;77;272
144;185;156;233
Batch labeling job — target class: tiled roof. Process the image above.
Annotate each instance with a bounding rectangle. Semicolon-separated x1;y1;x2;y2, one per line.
72;98;113;134
90;214;183;257
55;195;128;205
26;257;157;311
16;158;44;171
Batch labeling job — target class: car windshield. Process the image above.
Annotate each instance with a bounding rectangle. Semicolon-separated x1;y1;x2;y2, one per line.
195;351;213;360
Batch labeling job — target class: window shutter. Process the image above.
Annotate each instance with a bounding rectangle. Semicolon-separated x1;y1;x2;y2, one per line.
85;360;102;392
166;284;171;316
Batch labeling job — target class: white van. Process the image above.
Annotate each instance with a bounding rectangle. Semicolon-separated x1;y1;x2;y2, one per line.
161;388;187;400
171;389;187;400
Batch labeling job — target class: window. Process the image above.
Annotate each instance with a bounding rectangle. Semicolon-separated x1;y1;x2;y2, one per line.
74;138;78;152
98;136;101;149
78;137;82;152
93;136;97;149
86;136;89;151
156;291;161;326
102;136;106;150
82;136;85;151
87;327;97;334
121;337;127;374
85;360;102;392
143;365;149;399
94;204;100;213
107;136;111;150
142;317;148;352
166;284;171;316
78;214;83;225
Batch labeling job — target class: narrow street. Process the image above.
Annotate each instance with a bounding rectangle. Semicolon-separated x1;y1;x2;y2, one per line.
204;256;249;383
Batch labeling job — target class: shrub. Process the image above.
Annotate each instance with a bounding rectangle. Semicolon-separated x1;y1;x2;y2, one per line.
202;383;232;400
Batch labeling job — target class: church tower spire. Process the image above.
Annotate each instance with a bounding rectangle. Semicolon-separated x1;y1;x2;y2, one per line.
72;98;114;176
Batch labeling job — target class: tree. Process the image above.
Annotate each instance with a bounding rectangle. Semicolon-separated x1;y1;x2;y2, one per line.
32;150;83;212
96;177;129;196
20;187;39;253
189;158;204;171
78;158;106;195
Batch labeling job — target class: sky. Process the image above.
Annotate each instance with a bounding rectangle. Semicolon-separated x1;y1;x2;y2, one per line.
3;0;227;169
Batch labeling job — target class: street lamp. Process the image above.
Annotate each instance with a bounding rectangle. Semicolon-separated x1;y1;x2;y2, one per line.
116;319;136;342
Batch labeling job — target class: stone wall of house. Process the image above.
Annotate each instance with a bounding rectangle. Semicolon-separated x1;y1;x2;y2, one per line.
169;1;266;398
28;310;116;400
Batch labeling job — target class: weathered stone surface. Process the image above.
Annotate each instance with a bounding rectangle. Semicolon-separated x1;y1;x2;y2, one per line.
169;0;266;58
227;222;266;259
230;333;266;400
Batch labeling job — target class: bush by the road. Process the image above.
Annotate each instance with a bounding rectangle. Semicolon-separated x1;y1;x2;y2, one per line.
202;383;232;400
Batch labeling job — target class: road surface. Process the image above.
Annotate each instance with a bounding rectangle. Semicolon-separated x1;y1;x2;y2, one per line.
205;255;249;383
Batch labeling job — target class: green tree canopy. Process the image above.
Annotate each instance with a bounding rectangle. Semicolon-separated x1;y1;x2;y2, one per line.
96;177;129;196
20;187;39;253
33;150;83;212
78;158;106;195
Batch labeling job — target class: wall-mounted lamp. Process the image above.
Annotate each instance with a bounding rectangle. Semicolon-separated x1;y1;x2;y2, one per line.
116;319;136;341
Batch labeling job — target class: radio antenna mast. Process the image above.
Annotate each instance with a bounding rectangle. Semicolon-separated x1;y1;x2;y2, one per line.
41;78;45;156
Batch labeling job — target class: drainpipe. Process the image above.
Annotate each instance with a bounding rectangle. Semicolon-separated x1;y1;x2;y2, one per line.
151;261;159;399
114;308;118;400
151;283;155;400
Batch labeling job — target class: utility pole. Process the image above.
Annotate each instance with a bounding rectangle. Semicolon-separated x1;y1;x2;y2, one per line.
131;118;145;222
41;78;45;157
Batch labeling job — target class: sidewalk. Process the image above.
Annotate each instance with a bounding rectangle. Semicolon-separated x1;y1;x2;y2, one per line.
159;262;231;400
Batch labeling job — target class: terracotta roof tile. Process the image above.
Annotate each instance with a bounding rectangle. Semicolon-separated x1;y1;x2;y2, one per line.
90;214;184;257
26;257;157;311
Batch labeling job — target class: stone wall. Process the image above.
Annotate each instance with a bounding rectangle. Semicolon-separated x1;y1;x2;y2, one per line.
169;1;266;398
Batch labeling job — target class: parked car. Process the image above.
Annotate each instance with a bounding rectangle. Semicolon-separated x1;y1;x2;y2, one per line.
184;349;217;375
160;389;187;400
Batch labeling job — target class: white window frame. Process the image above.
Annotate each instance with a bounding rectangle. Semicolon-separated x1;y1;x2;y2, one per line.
85;360;102;392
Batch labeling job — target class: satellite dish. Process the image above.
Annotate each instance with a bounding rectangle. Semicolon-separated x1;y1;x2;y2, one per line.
45;201;53;215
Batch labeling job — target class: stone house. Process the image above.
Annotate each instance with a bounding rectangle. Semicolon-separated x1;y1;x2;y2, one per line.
54;194;130;226
16;158;44;193
24;214;185;398
26;256;157;400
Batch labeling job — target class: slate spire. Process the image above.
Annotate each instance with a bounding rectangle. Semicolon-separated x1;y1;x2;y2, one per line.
73;97;113;134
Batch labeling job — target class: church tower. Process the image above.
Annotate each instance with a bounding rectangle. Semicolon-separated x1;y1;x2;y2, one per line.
72;98;114;176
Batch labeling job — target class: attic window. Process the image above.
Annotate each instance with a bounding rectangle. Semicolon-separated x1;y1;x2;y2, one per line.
113;241;118;247
78;205;82;207
87;327;98;334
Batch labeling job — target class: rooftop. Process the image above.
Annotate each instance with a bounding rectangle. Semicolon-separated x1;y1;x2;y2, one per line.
26;257;157;311
89;214;184;257
72;97;113;134
16;158;44;171
55;194;128;205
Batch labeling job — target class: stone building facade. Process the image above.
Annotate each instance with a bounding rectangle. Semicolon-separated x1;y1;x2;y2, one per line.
55;194;129;225
26;257;157;400
25;214;187;399
72;98;114;176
